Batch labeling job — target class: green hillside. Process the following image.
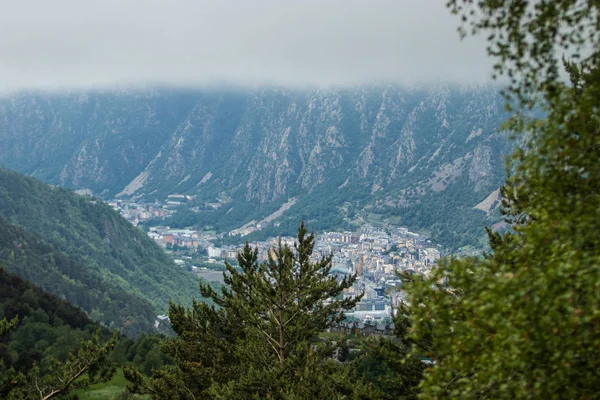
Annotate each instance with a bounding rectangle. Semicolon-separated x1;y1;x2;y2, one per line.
0;267;101;379
0;168;199;336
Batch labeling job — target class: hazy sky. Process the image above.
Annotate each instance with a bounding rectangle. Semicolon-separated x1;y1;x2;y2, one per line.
0;0;493;93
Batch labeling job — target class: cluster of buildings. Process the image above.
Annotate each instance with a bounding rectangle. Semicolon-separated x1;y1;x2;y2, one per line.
108;200;173;225
319;226;440;322
108;194;197;226
204;225;441;323
147;227;206;249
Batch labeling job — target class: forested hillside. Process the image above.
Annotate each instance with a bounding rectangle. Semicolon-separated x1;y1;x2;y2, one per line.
0;86;514;248
0;267;172;399
0;169;199;336
0;267;102;381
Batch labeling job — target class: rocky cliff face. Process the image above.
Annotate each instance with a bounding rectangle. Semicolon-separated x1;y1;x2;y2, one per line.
0;85;513;248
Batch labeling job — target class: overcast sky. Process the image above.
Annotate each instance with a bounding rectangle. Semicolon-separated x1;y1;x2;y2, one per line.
0;0;493;93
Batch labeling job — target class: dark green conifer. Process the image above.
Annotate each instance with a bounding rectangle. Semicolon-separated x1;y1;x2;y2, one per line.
127;222;362;399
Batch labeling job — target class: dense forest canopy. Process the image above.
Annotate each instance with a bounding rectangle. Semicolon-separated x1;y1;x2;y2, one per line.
0;267;114;399
0;266;173;399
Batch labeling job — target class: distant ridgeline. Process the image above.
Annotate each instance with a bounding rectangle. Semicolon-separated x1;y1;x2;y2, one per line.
0;86;514;248
0;168;199;337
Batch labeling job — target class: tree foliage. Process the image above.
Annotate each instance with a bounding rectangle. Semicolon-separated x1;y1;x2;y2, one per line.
6;333;115;400
402;1;600;398
127;222;366;399
352;335;425;400
0;316;17;337
448;0;600;104
0;267;116;400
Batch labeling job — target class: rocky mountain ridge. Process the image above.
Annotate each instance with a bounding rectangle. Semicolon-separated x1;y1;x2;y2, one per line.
0;85;512;248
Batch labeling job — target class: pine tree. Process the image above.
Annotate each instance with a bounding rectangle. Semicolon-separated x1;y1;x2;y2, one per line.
203;222;361;365
127;222;363;399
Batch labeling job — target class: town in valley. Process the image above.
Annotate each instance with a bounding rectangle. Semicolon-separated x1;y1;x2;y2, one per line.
109;197;442;327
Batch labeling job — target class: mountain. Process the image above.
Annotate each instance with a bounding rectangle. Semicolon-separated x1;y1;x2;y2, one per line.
0;85;513;248
0;169;199;337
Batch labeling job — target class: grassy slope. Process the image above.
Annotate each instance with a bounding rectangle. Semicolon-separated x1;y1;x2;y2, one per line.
65;369;150;400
